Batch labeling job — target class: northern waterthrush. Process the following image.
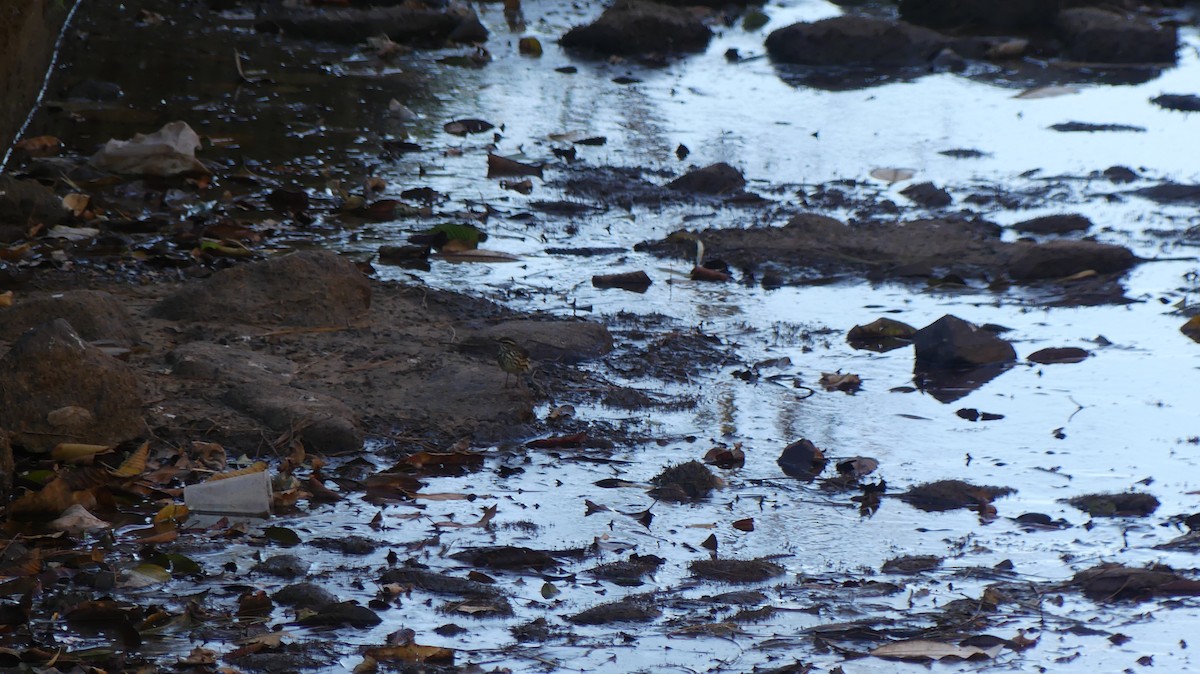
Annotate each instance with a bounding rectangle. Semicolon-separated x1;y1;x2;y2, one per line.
496;337;530;388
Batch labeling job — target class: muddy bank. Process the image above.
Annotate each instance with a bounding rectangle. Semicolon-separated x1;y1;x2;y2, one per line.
0;0;70;155
0;251;613;457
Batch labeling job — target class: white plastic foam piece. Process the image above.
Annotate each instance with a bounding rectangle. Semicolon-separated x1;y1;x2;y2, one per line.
184;470;273;517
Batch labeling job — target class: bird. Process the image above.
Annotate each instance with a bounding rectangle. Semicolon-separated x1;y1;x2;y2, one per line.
495;337;530;388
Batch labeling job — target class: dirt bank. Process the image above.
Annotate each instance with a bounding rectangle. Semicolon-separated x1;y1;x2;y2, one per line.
0;0;69;157
0;251;614;460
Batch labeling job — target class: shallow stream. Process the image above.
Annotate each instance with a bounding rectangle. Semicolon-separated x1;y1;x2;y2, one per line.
17;0;1200;671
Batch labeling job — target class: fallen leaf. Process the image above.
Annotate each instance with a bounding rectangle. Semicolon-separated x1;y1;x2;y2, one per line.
444;119;494;136
690;265;730;282
51;443;114;463
118;563;171;589
836;457;879;478
547;404;575;420
403;450;484;475
500;178;533;194
871;639;1000;661
487;153;543;178
435;504;498;529
8;478;75;519
870;167;915;184
178;646;218;666
264;526;302;546
0;243;30;262
210;461;268;481
62;193;91;216
518;37;542;56
365;644;454;664
437;248;521;263
413;492;474;501
1014;85;1081;99
584;499;610;515
238;590;273;617
108;440;150;478
820;372;862;393
49;504;111;534
305;475;342;502
527;432;587;449
1181;316;1200;342
703;443;745;469
178;642;219;662
14;135;61;155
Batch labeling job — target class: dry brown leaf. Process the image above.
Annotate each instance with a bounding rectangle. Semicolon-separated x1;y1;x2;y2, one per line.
272;487;302;509
51;443;114;463
703;443;745;469
518;37;542;56
364;644;454;664
690;265;730;282
62;193;91;216
209;461;268;481
870;167;915;184
14;135;61;155
404;450;484;473
191;441;227;470
9;478;75;519
487;153;543;178
135;525;180;545
1014;84;1080;99
0;290;11;308
872;639;1000;661
0;244;30;262
437;248;521;263
434;504;498;528
153;504;189;524
179;647;218;666
305;475;342;503
820;372;862;392
836;457;880;478
108;440;150;478
1182;316;1200;342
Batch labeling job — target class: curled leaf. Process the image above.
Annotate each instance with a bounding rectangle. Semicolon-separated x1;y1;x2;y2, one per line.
153;504;190;524
108;440;150;478
52;443;114;463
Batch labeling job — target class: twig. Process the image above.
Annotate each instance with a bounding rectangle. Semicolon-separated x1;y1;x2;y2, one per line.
257;321;370;338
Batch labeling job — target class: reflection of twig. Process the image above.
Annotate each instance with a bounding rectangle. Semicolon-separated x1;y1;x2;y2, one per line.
1067;396;1084;422
234;49;264;83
